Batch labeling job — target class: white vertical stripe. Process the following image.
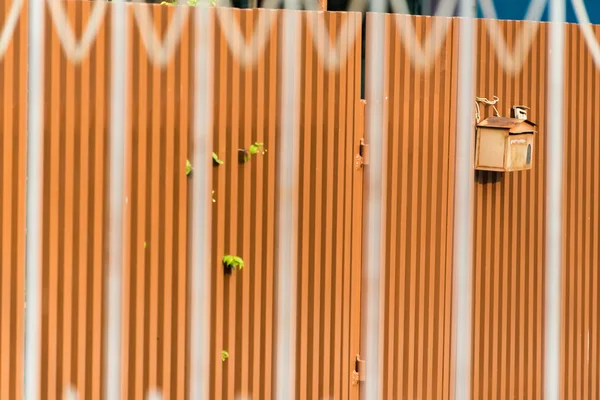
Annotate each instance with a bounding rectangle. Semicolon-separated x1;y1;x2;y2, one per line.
189;6;213;400
275;8;300;400
105;2;128;399
361;11;386;400
545;0;564;398
453;0;476;398
24;0;45;398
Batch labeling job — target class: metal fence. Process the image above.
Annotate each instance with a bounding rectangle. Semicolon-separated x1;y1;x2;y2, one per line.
2;0;600;399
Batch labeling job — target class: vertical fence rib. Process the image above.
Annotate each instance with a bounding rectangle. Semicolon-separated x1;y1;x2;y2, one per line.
24;0;45;398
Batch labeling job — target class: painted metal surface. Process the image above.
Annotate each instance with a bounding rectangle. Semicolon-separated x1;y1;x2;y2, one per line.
3;1;600;399
0;1;27;399
3;2;364;399
205;9;364;400
367;14;600;400
471;19;600;400
39;2;110;399
470;19;547;400
366;13;458;400
559;21;600;400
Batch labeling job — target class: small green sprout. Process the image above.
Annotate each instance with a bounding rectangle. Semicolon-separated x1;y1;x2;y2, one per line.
222;255;244;274
248;142;265;155
212;152;223;165
144;241;147;249
239;142;266;163
186;159;193;176
221;350;229;361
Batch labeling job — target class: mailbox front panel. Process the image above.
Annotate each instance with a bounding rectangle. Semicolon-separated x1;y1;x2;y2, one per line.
506;133;534;171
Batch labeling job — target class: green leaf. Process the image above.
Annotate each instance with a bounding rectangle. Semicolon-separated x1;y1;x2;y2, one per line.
144;242;147;249
212;152;223;165
248;142;265;156
186;159;193;176
221;350;229;361
187;0;198;5
232;256;244;269
209;0;217;5
223;255;234;266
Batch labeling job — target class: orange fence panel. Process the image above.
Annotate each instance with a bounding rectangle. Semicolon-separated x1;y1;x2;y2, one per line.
559;22;600;400
206;9;364;400
368;14;600;400
40;2;111;399
0;1;27;399
4;2;600;399
471;19;547;400
26;2;365;399
366;13;458;400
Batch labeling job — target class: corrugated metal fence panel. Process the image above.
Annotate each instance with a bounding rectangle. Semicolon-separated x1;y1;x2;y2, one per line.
40;2;111;399
124;4;194;400
208;9;364;400
33;3;364;399
471;19;547;400
472;20;600;400
208;8;278;400
561;22;600;400
293;11;364;400
0;1;27;399
371;14;458;400
8;4;600;399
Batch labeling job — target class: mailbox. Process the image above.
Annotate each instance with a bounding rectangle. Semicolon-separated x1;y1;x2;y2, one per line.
475;116;537;172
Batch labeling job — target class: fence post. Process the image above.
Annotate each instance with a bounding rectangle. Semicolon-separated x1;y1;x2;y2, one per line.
360;8;386;400
105;1;128;399
189;5;214;400
275;7;300;399
24;0;45;398
453;0;476;398
545;0;565;398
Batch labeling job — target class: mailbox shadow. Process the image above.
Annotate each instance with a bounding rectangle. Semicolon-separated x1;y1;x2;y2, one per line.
474;170;503;184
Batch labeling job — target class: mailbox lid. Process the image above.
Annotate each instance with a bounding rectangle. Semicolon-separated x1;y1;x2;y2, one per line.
478;116;537;134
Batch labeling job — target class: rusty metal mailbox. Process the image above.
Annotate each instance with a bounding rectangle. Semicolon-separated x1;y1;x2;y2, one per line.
474;116;537;172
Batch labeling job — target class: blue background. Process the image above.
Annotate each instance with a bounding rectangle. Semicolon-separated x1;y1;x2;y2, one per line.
476;0;600;24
